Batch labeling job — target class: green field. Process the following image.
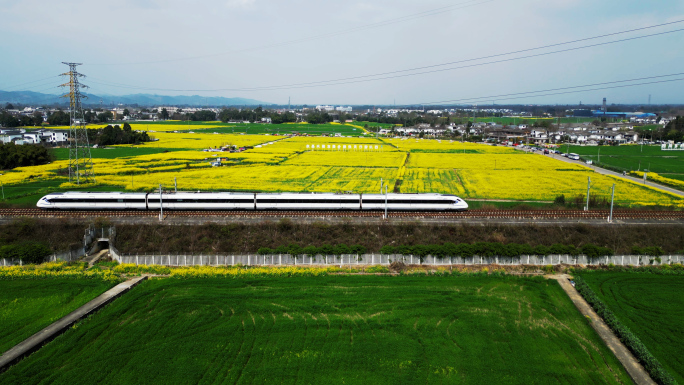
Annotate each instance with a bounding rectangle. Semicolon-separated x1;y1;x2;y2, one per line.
578;271;684;384
567;145;684;180
0;180;121;207
130;120;378;136
0;276;632;384
187;123;363;135
0;279;116;354
51;147;183;160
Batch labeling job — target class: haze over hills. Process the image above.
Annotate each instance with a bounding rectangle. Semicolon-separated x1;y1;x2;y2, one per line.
0;90;270;107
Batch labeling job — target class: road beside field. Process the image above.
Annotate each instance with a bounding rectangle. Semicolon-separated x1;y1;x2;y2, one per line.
541;152;684;197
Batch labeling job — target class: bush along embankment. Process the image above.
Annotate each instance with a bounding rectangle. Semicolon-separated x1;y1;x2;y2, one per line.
257;244;366;257
0;241;52;264
257;242;618;260
110;222;684;255
379;242;615;259
573;275;678;385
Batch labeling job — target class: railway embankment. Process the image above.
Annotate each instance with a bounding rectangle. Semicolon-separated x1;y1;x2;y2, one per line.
4;219;681;257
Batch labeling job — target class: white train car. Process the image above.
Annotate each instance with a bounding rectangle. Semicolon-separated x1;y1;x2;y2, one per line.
255;193;361;210
146;192;255;210
37;192;147;210
360;193;466;211
37;191;468;211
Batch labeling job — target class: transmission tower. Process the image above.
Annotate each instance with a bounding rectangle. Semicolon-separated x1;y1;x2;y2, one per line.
60;62;95;184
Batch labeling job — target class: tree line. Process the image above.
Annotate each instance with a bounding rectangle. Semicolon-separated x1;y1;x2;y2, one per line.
0;143;53;169
93;123;150;146
216;107;336;125
664;116;684;142
0;110;44;127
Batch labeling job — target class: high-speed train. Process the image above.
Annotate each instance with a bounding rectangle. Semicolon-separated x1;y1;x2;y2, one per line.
37;191;468;211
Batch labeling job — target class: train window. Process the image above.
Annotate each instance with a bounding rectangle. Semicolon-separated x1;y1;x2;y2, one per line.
361;199;447;204
256;199;359;204
118;199;124;203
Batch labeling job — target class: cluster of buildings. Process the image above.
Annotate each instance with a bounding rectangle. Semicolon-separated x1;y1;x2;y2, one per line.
386;122;643;145
315;105;353;112
0;128;68;145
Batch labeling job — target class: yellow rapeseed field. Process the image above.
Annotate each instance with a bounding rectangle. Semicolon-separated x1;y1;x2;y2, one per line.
282;151;405;168
408;153;590;171
2;134;683;207
91;164;396;193
386;138;517;154
400;151;683;206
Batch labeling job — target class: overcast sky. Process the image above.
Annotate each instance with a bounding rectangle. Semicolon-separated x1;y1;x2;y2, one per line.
1;0;683;105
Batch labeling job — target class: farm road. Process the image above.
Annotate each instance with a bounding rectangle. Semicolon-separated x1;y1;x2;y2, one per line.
548;274;655;385
541;152;684;197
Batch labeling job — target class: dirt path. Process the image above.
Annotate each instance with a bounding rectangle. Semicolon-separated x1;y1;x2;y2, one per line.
547;274;655;385
84;249;109;267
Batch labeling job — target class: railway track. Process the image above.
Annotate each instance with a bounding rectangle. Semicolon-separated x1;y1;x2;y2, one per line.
1;208;683;220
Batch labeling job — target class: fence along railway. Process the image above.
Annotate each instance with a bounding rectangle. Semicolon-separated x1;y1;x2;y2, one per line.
1;208;684;220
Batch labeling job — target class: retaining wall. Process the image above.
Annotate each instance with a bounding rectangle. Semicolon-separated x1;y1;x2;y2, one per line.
109;250;684;267
1;247;85;267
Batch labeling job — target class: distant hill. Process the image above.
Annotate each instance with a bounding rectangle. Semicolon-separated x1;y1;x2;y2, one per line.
0;90;270;107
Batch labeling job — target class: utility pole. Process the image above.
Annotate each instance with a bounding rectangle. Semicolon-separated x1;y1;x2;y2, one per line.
609;184;615;222
174;177;177;192
384;184;389;220
159;184;163;221
60;62;95;184
585;177;591;211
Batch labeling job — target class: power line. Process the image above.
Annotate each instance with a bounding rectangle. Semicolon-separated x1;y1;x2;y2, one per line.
414;73;684;105
87;0;496;66
0;75;62;91
86;24;684;93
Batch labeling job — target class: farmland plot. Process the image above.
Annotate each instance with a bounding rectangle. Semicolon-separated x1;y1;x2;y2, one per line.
578;272;684;384
0;279;116;354
0;276;633;385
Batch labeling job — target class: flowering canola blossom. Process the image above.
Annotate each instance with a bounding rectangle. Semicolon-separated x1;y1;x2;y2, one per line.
1;134;682;207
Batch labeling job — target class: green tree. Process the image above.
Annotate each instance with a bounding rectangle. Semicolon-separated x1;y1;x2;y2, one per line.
0;143;53;169
96;111;113;123
159;108;170;120
47;110;70;126
0;111;19;127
